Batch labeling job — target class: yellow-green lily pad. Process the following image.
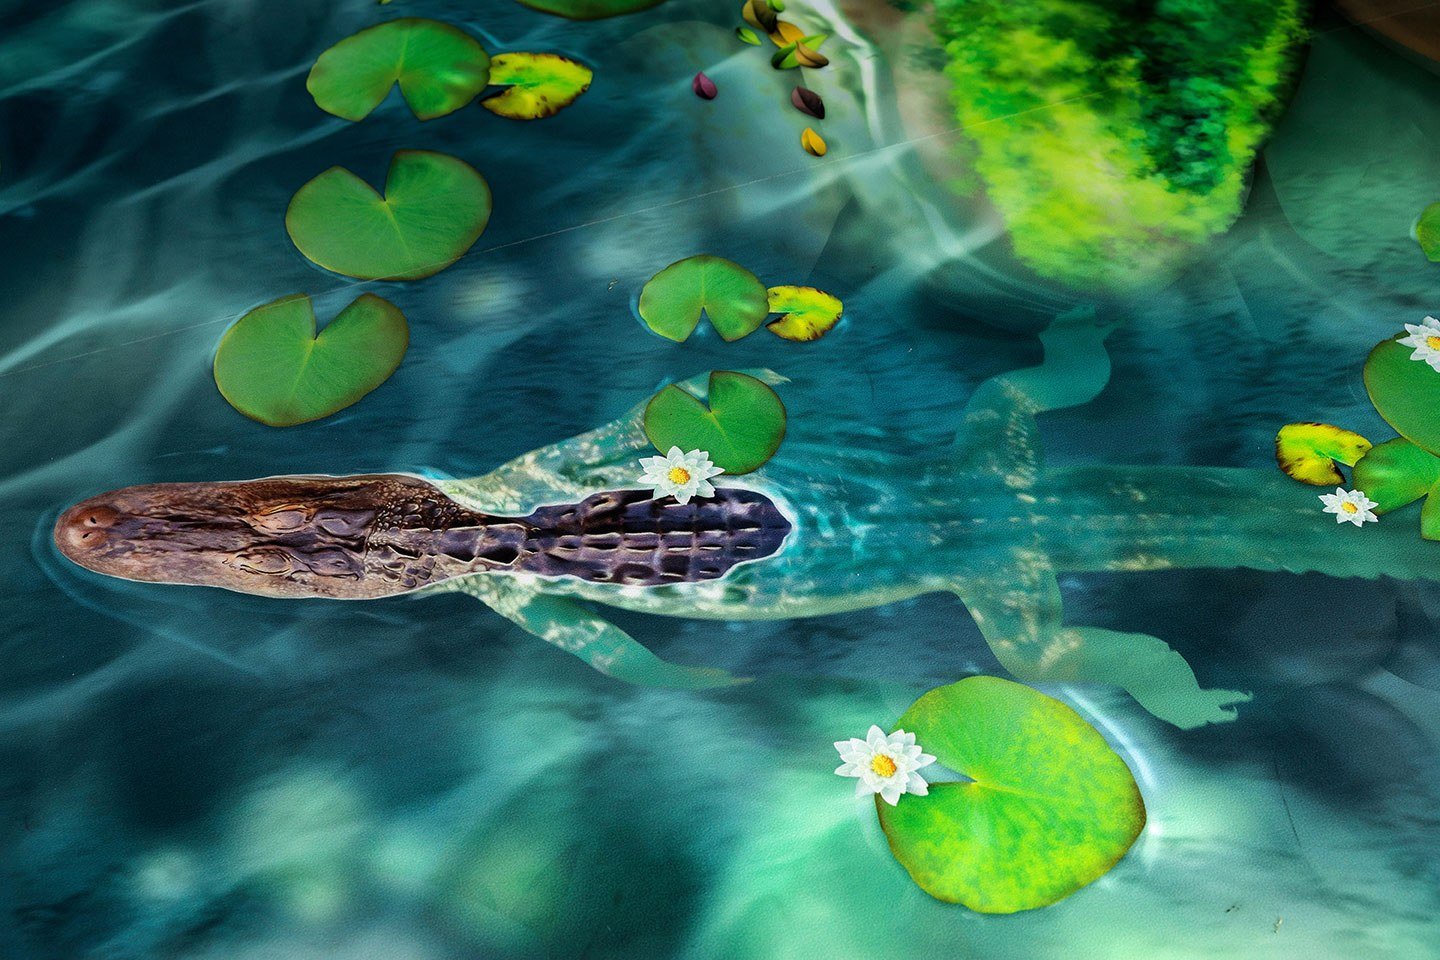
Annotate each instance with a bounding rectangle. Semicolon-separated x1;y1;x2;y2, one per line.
307;19;491;122
1364;335;1440;457
481;53;593;120
643;371;786;475
214;293;408;427
1274;422;1372;486
877;676;1146;913
766;285;843;341
286;150;492;281
514;0;667;18
638;255;769;342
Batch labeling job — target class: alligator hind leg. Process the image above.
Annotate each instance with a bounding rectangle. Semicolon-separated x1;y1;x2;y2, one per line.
439;576;742;690
955;307;1117;484
953;555;1250;728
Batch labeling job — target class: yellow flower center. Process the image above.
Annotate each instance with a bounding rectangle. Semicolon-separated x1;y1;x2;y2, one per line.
668;466;692;485
870;754;898;778
1427;336;1440;350
1341;501;1358;514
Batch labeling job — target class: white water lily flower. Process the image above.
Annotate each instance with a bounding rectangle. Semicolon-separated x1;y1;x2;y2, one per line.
1398;316;1440;371
1319;487;1379;527
834;725;936;806
637;447;724;504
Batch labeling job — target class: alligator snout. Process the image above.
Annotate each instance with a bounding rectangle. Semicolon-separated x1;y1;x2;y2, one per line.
54;499;122;563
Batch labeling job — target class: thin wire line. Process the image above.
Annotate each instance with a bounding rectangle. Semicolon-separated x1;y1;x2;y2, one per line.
3;0;1435;382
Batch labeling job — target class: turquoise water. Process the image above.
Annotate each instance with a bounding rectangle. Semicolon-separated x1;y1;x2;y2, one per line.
3;0;1440;957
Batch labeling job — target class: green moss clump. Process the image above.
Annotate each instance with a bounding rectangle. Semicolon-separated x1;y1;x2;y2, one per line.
931;0;1307;291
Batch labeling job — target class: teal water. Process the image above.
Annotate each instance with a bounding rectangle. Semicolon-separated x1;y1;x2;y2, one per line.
3;0;1440;957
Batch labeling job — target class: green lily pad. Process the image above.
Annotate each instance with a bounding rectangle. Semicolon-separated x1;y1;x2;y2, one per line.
1274;422;1371;486
1364;336;1440;457
286;150;492;281
214;293;409;427
1416;202;1440;262
638;255;769;342
513;0;667;19
766;285;843;342
482;53;593;121
307;19;491;122
643;371;786;475
1353;438;1440;540
877;676;1146;913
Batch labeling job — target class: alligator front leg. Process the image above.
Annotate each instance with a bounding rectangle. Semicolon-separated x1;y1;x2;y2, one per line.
952;553;1250;728
435;575;742;690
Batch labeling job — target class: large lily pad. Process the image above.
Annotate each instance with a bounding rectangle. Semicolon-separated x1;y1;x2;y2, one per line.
638;255;769;342
286;150;492;281
643;371;786;475
1353;438;1440;540
514;0;667;19
482;53;593;121
766;285;843;341
877;676;1146;913
214;293;408;427
1364;336;1440;457
1416;202;1440;262
307;19;491;122
1274;422;1371;486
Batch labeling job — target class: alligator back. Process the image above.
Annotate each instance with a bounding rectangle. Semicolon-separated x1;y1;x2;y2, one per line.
516;489;792;586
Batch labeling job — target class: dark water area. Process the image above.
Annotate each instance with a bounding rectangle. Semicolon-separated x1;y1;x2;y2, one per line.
2;0;1439;957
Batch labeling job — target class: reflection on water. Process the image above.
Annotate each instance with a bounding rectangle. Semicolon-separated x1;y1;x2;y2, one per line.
2;0;1439;957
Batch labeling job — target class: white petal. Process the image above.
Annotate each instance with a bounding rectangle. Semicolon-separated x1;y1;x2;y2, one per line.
695;480;716;499
835;763;860;777
907;773;929;796
673;489;693;505
866;725;887;749
879;783;903;806
915;753;937;769
856;778;876;797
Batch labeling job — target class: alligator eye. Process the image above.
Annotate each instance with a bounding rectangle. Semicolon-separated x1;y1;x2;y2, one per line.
231;550;294;576
250;506;309;532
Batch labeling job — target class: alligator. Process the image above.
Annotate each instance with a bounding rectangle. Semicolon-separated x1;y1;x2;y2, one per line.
54;312;1439;728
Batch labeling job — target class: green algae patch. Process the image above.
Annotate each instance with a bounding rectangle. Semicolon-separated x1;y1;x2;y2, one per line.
1275;422;1372;486
214;294;409;427
928;0;1307;291
482;53;593;121
765;285;843;342
877;677;1145;913
307;19;491;122
286;150;492;281
639;255;770;342
514;0;667;19
643;371;786;474
1365;336;1440;457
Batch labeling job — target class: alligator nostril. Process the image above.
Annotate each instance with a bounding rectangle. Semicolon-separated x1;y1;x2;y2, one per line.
56;503;121;556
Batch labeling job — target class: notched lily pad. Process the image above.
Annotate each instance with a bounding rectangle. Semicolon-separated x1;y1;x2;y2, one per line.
307;18;491;122
877;676;1146;914
1275;422;1371;486
638;255;769;342
1364;335;1440;457
286;150;492;281
214;293;408;427
643;371;787;474
515;0;667;19
482;52;593;120
1353;438;1440;530
1416;201;1440;262
766;285;842;341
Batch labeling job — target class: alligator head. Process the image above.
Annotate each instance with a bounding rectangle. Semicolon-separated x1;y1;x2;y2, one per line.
52;474;510;599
